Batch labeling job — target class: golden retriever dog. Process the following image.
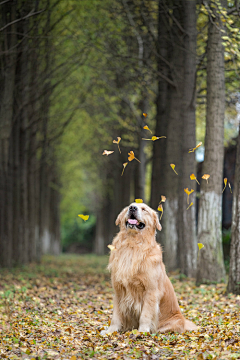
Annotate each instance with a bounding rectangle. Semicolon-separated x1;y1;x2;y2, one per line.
101;202;197;335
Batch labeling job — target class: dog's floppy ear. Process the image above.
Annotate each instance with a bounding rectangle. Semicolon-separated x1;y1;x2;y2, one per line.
154;212;162;231
116;207;128;226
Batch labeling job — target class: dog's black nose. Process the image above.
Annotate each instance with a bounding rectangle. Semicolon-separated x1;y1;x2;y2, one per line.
129;205;137;212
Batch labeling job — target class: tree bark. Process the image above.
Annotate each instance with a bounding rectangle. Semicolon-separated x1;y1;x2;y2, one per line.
159;0;184;271
196;3;226;284
150;0;169;210
227;127;240;294
178;0;197;277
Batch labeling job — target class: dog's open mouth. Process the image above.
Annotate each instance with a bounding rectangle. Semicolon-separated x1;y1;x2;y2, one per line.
126;215;145;230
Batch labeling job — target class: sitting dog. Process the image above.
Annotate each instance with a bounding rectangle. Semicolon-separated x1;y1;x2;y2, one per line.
101;202;197;334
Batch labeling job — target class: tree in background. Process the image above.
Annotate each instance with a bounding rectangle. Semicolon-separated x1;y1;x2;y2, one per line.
197;1;226;284
227;126;240;294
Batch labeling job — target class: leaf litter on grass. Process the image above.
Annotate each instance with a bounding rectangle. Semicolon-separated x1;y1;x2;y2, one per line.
0;255;240;359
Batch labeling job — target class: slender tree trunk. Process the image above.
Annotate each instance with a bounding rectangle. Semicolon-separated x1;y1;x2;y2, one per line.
196;3;226;284
178;0;197;277
160;0;184;271
150;0;169;210
227;127;240;294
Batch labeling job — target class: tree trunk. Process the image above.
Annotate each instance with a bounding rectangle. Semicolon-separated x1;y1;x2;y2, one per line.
196;3;226;284
227;128;240;294
178;0;197;277
160;0;184;271
150;0;169;210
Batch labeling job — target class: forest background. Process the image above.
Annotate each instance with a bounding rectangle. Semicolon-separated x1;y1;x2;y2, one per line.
0;0;240;288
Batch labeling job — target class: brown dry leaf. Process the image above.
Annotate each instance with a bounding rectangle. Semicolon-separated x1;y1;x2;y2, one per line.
190;173;200;185
170;164;178;175
184;188;194;204
143;125;152;134
121;162;128;176
128;151;140;163
160;195;166;203
113;137;121;153
188;142;202;153
102;150;114;156
202;174;210;184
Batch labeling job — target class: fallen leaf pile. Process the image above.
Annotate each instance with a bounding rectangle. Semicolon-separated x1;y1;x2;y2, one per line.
0;255;240;359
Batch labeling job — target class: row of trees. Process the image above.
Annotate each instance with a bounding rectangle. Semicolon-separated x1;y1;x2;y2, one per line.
1;0;240;294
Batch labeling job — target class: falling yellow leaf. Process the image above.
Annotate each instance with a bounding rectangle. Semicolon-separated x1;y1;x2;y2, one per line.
197;243;204;260
222;178;227;193
186;202;193;210
184;188;194;204
143;113;148;117
160;195;166;203
107;245;115;251
121;162;128;176
202;174;210;184
113;137;121;153
157;204;163;220
135;199;143;203
189;142;202;153
228;182;232;193
102;150;114;156
190;173;200;185
170;164;178;175
143;125;152;134
128;151;141;163
78;214;89;221
142;136;166;141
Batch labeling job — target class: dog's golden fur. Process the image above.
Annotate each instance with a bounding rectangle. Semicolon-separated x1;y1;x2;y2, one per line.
101;202;197;335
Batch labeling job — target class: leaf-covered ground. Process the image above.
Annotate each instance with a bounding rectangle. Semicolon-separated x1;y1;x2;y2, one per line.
0;255;240;359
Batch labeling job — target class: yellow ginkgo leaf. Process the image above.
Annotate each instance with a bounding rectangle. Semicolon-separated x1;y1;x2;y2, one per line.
135;199;143;203
190;173;200;185
160;195;166;203
170;164;178;175
142;136;166;141
107;245;115;251
143;125;152;134
113;137;121;154
121;162;128;176
157;204;163;220
143;113;148;118
184;188;194;204
202;174;210;184
186;202;193;210
222;178;227;193
189;142;202;153
70;356;77;360
128;151;141;163
78;214;89;221
197;243;204;260
102;150;114;156
228;182;232;193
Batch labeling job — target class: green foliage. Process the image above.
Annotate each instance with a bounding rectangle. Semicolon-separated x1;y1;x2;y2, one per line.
61;215;96;252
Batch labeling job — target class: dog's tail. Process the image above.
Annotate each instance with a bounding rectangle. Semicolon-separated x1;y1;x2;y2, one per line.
185;319;198;331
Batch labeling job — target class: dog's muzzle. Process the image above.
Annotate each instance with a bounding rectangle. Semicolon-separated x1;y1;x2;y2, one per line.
126;205;145;230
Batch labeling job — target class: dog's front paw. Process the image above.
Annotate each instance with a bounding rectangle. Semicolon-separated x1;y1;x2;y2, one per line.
138;326;150;333
100;326;119;335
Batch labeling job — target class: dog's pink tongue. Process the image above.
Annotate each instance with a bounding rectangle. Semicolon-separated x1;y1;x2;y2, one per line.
128;219;139;225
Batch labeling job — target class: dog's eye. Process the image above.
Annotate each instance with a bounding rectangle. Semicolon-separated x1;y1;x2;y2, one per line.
142;208;146;212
